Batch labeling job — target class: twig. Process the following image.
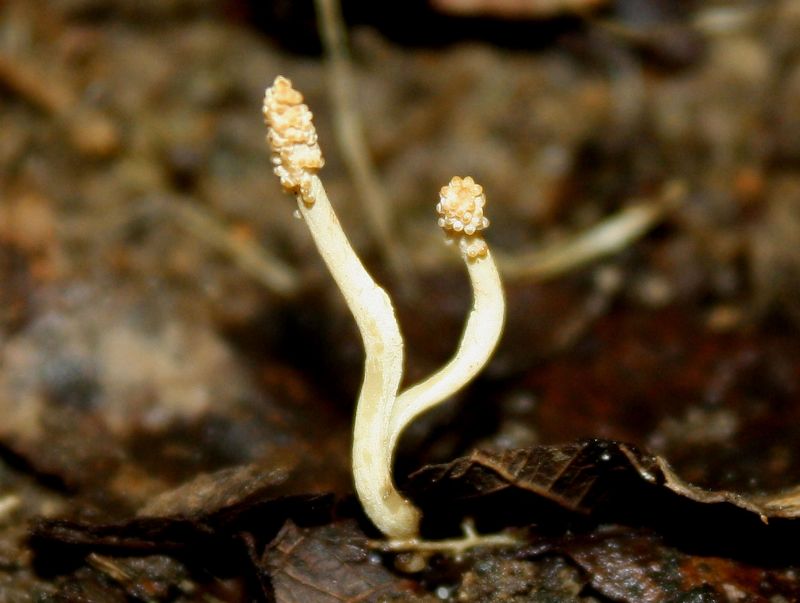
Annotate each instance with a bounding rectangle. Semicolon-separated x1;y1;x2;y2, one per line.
0;495;21;525
0;51;119;157
0;53;74;114
496;181;686;281
314;0;414;293
169;199;300;297
371;69;475;165
692;4;767;35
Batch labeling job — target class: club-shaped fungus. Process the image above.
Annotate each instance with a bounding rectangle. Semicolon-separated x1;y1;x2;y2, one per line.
263;76;505;541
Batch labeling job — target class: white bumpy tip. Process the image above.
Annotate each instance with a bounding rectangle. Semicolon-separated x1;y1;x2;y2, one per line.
263;76;324;199
436;176;490;259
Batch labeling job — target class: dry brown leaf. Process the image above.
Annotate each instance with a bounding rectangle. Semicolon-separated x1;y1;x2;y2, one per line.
408;439;800;521
263;521;432;603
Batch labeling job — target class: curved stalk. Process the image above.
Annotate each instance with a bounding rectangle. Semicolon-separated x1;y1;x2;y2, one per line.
388;176;505;458
300;176;419;539
389;249;504;441
263;77;419;539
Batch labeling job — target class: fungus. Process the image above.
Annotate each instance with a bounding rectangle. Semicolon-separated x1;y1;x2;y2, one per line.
263;76;324;199
389;176;504;452
263;76;505;542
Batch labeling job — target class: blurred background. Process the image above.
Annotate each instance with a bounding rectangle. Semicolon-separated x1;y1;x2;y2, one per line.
3;0;800;596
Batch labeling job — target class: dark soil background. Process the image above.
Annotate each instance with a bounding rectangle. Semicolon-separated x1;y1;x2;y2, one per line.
3;0;800;600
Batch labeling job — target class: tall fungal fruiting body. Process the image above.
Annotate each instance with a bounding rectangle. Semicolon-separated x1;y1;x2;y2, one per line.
263;76;506;542
263;76;418;539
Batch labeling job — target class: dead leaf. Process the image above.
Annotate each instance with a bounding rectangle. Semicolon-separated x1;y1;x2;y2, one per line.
560;527;800;603
408;439;800;525
262;521;431;603
30;463;332;558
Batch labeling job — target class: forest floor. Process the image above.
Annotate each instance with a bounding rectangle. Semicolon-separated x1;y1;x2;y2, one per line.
3;0;800;600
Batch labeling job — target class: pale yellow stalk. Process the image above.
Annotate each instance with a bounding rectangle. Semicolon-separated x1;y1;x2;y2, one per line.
263;76;419;538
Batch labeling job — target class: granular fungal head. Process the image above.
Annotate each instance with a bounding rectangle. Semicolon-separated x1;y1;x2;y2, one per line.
263;76;324;198
436;176;490;237
437;176;490;259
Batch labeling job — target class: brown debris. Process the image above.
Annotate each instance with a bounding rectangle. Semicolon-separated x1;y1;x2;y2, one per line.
264;521;429;603
455;556;587;602
561;528;800;602
30;463;333;601
408;439;800;524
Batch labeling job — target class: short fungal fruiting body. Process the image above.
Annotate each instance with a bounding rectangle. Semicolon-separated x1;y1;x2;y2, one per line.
263;76;505;541
388;178;504;452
